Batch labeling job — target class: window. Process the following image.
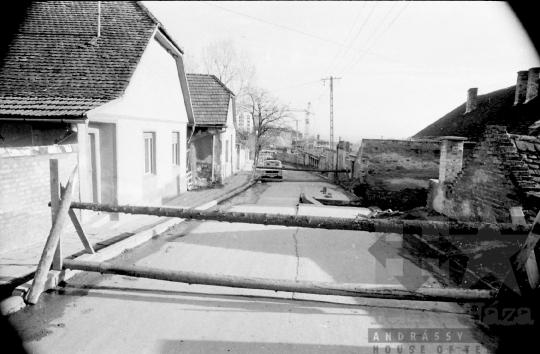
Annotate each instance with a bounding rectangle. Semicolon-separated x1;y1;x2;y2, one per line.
144;132;156;174
172;132;180;166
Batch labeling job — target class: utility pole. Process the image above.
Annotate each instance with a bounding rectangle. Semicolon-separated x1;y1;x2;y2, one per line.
322;76;341;171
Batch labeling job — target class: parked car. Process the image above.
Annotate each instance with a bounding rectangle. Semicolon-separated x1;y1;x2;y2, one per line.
261;159;283;180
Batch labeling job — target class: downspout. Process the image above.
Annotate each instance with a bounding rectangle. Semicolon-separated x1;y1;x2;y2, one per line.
211;134;215;182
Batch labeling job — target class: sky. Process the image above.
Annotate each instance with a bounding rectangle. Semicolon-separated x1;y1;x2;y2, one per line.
143;1;540;142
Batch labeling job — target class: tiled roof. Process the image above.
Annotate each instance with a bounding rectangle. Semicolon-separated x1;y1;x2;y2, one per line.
413;86;540;140
510;134;540;188
187;74;234;125
0;1;157;117
0;96;109;117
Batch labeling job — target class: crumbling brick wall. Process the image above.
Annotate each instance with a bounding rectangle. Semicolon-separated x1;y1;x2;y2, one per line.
0;145;79;254
430;126;538;223
352;139;440;210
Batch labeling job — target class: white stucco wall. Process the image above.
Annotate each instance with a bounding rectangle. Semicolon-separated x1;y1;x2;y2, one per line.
219;98;236;180
85;35;189;206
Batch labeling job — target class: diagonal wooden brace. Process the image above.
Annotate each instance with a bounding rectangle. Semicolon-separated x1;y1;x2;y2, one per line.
68;209;95;254
25;164;78;305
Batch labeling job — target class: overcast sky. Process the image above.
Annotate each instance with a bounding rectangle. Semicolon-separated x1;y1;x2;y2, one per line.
143;1;539;142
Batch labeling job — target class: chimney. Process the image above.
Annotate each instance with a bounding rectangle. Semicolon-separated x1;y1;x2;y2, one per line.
317;134;320;140
465;88;478;114
514;71;529;105
438;136;467;184
524;67;540;104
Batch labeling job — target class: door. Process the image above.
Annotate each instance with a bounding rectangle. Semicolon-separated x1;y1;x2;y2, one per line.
87;132;100;203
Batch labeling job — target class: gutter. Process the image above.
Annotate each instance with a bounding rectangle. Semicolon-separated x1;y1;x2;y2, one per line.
0;117;87;124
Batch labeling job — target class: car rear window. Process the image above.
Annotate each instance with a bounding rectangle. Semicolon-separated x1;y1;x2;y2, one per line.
264;161;281;167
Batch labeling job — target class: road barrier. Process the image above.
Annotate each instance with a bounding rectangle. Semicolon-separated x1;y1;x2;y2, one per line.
24;160;540;306
256;166;349;173
68;201;530;236
62;259;496;302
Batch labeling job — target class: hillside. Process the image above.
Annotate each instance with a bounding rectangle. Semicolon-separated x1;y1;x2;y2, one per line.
413;86;539;140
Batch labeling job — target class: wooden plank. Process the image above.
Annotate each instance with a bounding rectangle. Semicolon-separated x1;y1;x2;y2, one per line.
49;159;62;271
25;165;78;305
255;166;349;172
68;209;95;254
68;201;530;237
63;259;496;303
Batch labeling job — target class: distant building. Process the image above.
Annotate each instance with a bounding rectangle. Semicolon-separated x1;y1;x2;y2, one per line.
237;112;253;132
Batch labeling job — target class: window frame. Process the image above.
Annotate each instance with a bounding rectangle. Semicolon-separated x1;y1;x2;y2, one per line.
172;131;180;166
143;132;156;175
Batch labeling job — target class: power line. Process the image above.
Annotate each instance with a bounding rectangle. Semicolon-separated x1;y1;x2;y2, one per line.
341;2;409;76
203;1;478;87
321;3;365;78
330;2;379;76
336;2;398;75
267;80;321;93
202;1;409;70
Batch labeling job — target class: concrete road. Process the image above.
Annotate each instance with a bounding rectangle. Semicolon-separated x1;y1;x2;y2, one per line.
215;166;370;218
7;168;498;353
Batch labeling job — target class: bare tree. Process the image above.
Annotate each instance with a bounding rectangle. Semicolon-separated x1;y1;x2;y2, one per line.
200;39;256;112
245;87;291;176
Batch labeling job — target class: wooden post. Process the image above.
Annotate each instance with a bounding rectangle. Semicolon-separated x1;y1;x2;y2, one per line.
68;201;530;236
26;165;78;305
63;259;495;303
50;160;62;271
255;166;349;173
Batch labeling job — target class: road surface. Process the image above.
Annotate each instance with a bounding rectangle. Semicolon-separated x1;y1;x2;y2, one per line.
7;168;500;353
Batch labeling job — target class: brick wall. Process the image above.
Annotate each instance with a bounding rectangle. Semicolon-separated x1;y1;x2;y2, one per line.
429;126;535;223
0;145;80;254
352;139;440;210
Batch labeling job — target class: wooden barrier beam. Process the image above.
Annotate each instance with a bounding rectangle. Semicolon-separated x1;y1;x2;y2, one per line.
68;201;530;237
26;164;78;305
255;166;349;173
63;259;495;302
498;211;540;299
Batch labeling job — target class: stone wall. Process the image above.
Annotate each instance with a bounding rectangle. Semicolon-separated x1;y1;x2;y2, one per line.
428;126;537;223
352;139;440;210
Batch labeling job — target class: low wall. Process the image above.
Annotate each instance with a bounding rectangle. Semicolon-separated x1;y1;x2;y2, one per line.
427;127;534;223
0;144;80;254
353;139;440;210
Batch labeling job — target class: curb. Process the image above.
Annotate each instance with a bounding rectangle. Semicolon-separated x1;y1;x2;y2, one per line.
6;176;258;312
195;178;257;210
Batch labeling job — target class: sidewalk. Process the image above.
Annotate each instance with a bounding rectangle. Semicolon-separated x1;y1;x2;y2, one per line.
0;161;254;298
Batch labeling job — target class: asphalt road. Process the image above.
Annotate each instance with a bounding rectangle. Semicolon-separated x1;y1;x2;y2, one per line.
7;168;498;353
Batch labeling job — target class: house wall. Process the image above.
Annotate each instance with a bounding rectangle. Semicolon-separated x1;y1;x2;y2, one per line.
427;127;526;223
86;36;189;207
219;100;237;180
0;145;80;254
352;139;440;210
